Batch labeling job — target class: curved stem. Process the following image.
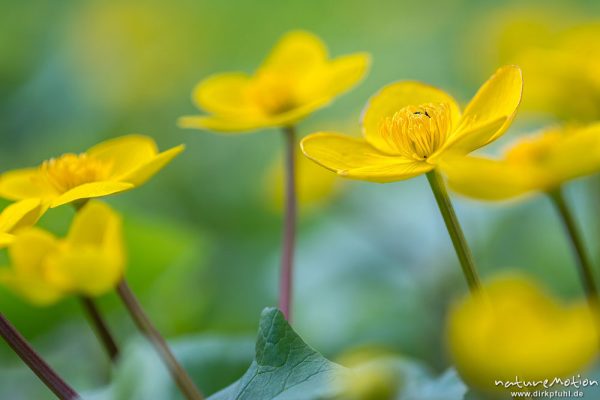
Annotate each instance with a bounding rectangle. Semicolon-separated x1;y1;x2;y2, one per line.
279;125;297;321
548;187;599;301
80;297;119;362
116;279;204;400
426;170;482;293
0;313;80;400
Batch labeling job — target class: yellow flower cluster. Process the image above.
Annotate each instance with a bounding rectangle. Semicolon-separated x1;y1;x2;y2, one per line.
0;201;124;305
0;134;183;302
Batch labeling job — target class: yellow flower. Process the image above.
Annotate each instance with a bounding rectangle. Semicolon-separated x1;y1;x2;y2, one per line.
300;66;522;182
264;148;339;212
442;123;600;200
334;347;398;400
465;7;600;121
0;199;45;246
178;31;370;132
0;201;125;306
0;135;184;208
448;274;598;394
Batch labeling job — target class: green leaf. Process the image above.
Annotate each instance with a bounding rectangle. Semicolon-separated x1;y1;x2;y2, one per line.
209;307;347;400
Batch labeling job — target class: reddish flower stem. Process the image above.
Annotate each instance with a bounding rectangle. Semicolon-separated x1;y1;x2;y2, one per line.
0;312;80;400
79;296;120;362
116;279;204;400
279;125;297;321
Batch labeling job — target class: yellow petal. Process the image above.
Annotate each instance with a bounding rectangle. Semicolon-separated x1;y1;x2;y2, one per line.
178;115;270;133
361;81;461;154
453;65;523;147
180;103;322;132
0;270;64;306
87;134;158;178
432;117;506;160
301;132;434;183
191;73;262;118
47;201;124;296
9;228;58;277
1;228;65;305
45;248;123;297
440;155;540;200
119;144;185;186
0;168;56;201
0;232;15;247
67;201;120;246
0;199;46;234
50;181;134;208
297;53;370;104
259;31;328;78
325;53;370;97
545;123;600;183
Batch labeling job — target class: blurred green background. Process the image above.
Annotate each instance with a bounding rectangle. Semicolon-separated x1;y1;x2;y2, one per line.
1;0;600;398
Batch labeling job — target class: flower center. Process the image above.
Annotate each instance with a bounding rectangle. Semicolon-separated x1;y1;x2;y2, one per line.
41;153;111;193
247;71;296;115
378;103;452;160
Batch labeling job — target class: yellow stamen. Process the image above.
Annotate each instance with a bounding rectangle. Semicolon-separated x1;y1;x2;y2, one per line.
41;153;111;193
378;103;452;160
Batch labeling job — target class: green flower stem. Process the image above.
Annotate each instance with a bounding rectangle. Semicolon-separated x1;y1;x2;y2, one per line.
116;279;204;400
79;296;120;362
279;125;297;321
426;170;482;293
548;187;599;301
0;312;80;400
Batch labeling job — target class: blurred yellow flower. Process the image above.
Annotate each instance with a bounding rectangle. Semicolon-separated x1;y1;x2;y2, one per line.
301;65;522;182
466;7;600;121
0;199;45;247
443;123;600;200
264;148;339;212
179;31;370;132
0;135;184;208
448;274;598;394
335;347;398;400
0;201;124;306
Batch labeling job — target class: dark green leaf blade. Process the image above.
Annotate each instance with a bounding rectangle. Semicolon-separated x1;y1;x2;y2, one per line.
210;307;347;400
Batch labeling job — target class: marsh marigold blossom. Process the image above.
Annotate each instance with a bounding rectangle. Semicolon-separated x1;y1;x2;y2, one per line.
301;66;522;182
0;201;124;305
178;31;370;132
442;123;600;200
467;7;600;121
448;274;598;393
0;135;184;208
